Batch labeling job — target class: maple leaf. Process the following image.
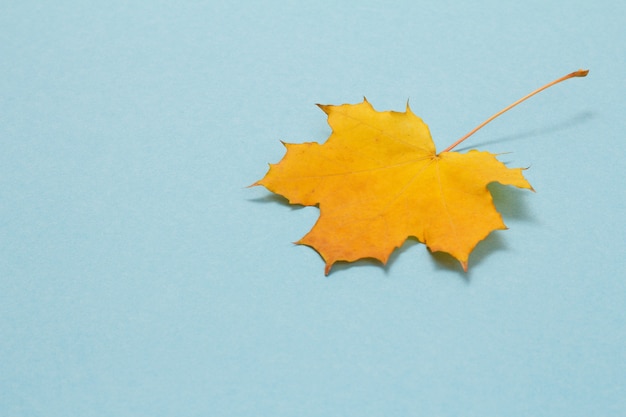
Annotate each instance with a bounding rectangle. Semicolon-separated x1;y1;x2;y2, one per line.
253;70;588;274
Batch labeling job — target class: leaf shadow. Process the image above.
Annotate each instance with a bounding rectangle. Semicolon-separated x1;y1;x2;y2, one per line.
488;182;535;222
247;193;306;211
430;233;507;281
431;184;535;280
454;110;594;152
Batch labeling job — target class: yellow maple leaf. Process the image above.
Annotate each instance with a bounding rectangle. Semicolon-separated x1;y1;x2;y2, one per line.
253;70;588;274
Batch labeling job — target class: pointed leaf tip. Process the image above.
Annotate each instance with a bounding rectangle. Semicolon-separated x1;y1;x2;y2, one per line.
362;97;374;109
405;100;416;116
316;103;331;114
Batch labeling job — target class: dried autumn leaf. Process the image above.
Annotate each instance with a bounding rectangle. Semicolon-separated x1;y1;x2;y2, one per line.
254;70;588;274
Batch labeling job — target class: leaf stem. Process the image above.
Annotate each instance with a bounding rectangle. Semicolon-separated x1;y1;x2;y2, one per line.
441;69;589;153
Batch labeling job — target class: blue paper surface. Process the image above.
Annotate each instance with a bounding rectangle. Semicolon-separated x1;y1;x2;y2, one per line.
1;1;625;416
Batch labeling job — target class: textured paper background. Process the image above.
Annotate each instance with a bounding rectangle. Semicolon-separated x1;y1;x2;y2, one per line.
1;1;625;415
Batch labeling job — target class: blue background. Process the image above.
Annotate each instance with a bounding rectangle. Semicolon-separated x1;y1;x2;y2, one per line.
1;1;625;416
